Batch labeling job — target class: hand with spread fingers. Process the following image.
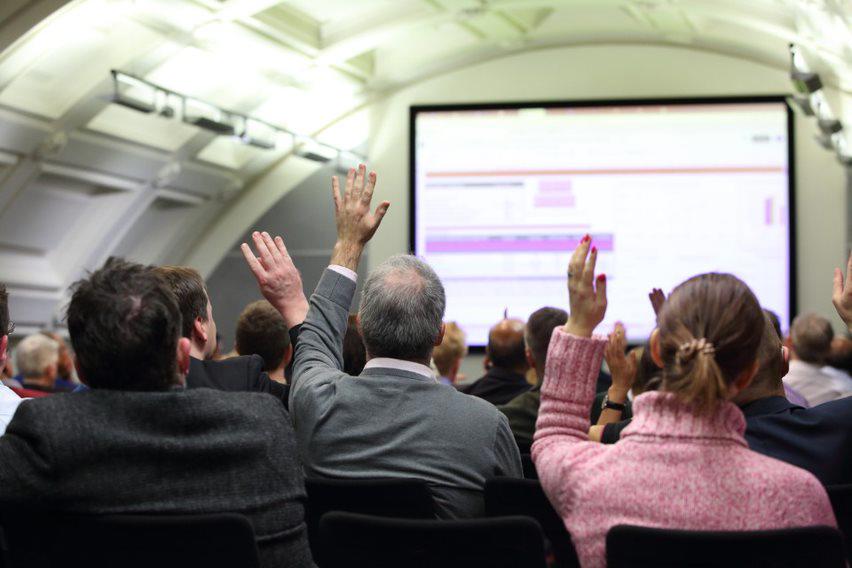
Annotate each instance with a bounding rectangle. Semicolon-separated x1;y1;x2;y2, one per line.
564;235;608;338
648;288;666;317
240;231;309;329
330;164;390;271
833;252;852;332
604;322;637;396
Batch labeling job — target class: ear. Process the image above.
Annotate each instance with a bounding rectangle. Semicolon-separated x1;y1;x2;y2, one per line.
0;335;8;368
649;329;664;368
74;357;88;386
780;346;790;378
176;337;191;383
525;347;536;372
282;343;293;368
192;316;208;346
434;322;446;347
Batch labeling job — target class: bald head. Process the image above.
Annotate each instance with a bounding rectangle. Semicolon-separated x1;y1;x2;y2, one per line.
487;318;528;372
790;313;834;364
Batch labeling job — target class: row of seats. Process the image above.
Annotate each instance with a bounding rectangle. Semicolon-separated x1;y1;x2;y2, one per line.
1;480;850;567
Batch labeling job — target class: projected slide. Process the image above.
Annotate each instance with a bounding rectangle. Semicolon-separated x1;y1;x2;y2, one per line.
412;101;792;346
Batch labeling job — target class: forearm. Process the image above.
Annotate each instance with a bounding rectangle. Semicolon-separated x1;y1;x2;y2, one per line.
330;240;365;272
596;386;629;426
532;329;609;512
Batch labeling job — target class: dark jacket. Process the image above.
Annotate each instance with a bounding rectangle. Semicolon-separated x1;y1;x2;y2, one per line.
602;395;852;486
188;355;289;408
0;388;313;568
460;367;532;406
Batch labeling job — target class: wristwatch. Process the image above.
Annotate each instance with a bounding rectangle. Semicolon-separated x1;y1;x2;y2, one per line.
601;393;626;412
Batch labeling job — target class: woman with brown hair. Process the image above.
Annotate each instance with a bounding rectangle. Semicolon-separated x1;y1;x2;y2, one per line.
532;236;836;568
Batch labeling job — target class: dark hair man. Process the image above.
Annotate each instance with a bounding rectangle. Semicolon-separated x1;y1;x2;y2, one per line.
0;284;22;431
498;307;568;451
459;318;531;405
0;258;313;567
153;265;290;405
242;165;521;519
235;300;292;383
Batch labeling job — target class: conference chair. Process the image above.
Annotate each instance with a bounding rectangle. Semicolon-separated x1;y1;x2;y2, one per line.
0;512;260;568
485;478;579;568
827;484;852;563
305;477;436;565
319;511;546;568
606;524;844;568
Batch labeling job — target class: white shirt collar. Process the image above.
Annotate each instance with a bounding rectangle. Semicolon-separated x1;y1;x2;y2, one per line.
364;358;436;380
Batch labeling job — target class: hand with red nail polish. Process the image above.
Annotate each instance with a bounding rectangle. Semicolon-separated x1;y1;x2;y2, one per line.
564;234;608;338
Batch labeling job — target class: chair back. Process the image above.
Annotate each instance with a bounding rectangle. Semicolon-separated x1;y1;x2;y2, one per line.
827;484;852;563
0;512;260;568
485;478;579;568
319;511;546;568
606;524;844;568
305;477;436;565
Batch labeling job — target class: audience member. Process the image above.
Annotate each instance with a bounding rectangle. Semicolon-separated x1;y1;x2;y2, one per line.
0;284;21;433
15;334;63;393
0;258;313;567
533;237;835;568
761;309;809;406
432;321;467;385
498;307;567;452
784;312;845;406
39;331;77;390
235;300;292;384
460;317;531;405
154;266;289;405
823;335;852;392
241;165;522;518
342;314;367;376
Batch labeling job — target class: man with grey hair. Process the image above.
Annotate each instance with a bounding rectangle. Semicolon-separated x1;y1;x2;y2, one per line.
242;165;522;518
15;334;60;393
783;313;847;406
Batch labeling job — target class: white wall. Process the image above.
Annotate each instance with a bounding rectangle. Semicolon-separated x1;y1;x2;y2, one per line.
368;44;850;335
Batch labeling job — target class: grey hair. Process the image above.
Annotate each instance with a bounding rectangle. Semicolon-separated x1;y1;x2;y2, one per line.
16;333;59;378
790;312;834;364
359;254;446;361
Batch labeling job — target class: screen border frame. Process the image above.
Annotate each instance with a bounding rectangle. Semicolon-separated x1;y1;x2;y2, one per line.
409;95;796;349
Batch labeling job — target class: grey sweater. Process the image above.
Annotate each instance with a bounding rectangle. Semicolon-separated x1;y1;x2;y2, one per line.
290;268;523;518
0;389;314;568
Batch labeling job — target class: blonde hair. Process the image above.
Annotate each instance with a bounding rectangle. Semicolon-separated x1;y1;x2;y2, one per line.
432;322;467;376
16;334;59;378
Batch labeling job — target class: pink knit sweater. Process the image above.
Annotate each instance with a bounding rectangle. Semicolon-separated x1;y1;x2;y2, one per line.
532;329;837;568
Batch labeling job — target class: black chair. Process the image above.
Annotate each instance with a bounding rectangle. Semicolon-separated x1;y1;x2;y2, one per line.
305;477;436;565
521;453;538;479
319;511;546;568
827;484;852;563
485;478;579;568
0;512;260;568
606;524;844;568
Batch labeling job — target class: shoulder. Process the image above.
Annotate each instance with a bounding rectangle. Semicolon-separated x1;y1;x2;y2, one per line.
189;355;264;387
444;385;508;425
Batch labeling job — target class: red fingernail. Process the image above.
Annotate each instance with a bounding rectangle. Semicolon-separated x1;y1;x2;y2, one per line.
592;246;597;254
598;273;606;281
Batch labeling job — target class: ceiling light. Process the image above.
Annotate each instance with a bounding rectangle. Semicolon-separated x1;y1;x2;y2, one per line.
111;71;156;113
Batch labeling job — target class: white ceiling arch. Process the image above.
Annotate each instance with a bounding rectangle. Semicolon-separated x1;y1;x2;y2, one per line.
0;0;849;333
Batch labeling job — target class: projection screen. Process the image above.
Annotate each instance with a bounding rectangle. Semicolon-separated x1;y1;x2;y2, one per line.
410;98;794;346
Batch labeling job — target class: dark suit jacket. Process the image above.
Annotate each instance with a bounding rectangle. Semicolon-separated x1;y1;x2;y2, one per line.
188;355;289;408
0;388;314;568
741;395;852;485
460;367;531;406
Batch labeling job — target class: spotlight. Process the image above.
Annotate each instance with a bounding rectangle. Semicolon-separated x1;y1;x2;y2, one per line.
790;95;815;116
183;98;236;135
111;71;156;113
294;138;337;163
239;119;277;150
818;118;843;135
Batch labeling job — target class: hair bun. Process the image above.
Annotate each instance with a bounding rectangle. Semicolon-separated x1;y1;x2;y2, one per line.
676;338;716;365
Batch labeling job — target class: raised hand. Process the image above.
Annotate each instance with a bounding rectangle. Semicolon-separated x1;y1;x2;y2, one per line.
241;231;309;329
604;322;637;395
648;288;666;317
330;164;390;270
833;252;852;331
564;235;607;338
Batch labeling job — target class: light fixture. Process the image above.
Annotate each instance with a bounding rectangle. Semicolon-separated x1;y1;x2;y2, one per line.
790;95;815;116
111;70;156;113
109;70;366;164
789;44;822;94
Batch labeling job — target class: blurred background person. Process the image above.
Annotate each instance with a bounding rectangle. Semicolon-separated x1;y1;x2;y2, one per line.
432;322;467;385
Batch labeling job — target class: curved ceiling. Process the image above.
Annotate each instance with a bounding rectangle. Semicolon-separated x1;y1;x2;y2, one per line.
0;0;849;333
